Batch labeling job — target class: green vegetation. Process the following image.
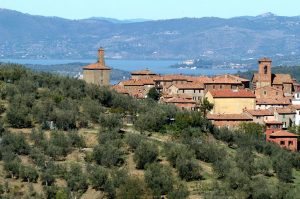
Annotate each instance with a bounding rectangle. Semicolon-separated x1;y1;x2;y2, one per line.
0;63;299;198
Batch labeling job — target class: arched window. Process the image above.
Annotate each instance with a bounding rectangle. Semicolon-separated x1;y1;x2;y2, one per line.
264;65;268;74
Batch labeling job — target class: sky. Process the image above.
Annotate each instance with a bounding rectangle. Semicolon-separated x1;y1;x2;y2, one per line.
0;0;300;20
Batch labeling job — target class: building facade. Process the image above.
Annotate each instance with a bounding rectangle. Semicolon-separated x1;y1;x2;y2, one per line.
205;89;256;114
83;48;111;86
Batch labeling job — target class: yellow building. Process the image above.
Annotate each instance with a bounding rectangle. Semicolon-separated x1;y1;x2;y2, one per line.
83;48;111;86
205;89;256;114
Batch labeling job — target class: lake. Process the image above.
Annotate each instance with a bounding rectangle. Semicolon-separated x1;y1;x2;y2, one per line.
0;59;246;76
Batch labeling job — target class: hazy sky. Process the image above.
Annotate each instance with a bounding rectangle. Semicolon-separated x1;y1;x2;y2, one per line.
1;0;300;20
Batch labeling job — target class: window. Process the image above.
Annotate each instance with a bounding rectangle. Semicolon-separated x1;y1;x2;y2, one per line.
220;85;223;89
283;114;286;119
264;65;268;74
194;90;196;93
213;85;215;89
288;141;293;146
264;91;267;95
280;141;285;145
276;92;278;96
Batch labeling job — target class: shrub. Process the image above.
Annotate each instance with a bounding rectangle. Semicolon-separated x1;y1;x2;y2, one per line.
166;143;195;168
1;132;30;155
93;144;124;167
89;166;109;189
125;134;144;151
117;177;145;199
272;152;293;182
134;141;158;169
144;163;174;196
176;159;203;181
67;131;86;148
19;165;39;183
65;164;88;192
250;176;275;199
213;158;233;179
255;157;272;176
6;103;32;128
168;183;189;199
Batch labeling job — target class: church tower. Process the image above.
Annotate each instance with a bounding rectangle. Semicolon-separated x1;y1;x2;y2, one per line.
83;48;111;86
256;57;272;88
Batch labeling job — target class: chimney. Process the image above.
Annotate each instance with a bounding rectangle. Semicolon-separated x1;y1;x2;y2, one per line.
98;47;105;66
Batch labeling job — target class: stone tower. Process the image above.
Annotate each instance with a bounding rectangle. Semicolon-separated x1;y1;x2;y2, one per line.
257;57;272;88
83;48;111;86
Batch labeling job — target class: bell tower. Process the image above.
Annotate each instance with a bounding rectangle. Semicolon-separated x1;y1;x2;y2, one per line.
257;58;272;88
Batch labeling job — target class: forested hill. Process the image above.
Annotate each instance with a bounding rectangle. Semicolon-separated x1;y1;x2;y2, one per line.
0;63;299;198
2;8;300;62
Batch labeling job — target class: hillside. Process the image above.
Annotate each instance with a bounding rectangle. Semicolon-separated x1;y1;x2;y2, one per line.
2;9;300;64
0;64;299;198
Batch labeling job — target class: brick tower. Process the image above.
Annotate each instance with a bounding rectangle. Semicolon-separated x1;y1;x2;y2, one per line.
83;48;111;86
256;58;272;88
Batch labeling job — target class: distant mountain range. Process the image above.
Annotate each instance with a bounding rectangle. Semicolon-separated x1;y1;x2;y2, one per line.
1;8;300;65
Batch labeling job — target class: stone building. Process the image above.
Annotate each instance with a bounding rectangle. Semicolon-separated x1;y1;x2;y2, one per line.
83;48;111;86
167;83;205;101
252;58;298;96
205;89;256;114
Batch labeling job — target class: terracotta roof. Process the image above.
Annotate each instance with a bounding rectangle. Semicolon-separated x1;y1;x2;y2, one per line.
270;130;298;137
256;98;291;105
187;76;211;83
207;113;252;120
259;57;272;62
210;74;249;84
245;109;274;116
272;74;294;84
83;62;111;70
274;107;296;114
208;89;255;98
255;86;283;92
265;121;282;125
131;69;157;75
153;74;189;81
291;105;300;110
169;83;204;90
120;78;155;86
162;94;192;99
112;85;129;94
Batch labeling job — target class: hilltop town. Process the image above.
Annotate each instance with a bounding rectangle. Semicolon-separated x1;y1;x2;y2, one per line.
83;48;300;151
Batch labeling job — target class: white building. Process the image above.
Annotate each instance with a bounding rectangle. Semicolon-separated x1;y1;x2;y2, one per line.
292;92;300;126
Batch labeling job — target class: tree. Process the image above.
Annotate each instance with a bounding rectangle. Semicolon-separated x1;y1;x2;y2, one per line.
176;159;203;181
134;141;158;169
117;177;145;199
6;103;32;128
168;183;189;199
272;152;293;182
198;97;213;117
147;87;160;101
93;144;124;167
89;166;109;190
41;170;56;186
19;165;39;183
250;176;275;199
166;143;195;168
238;122;265;138
126;134;145;151
144;163;174;196
65;164;88;192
